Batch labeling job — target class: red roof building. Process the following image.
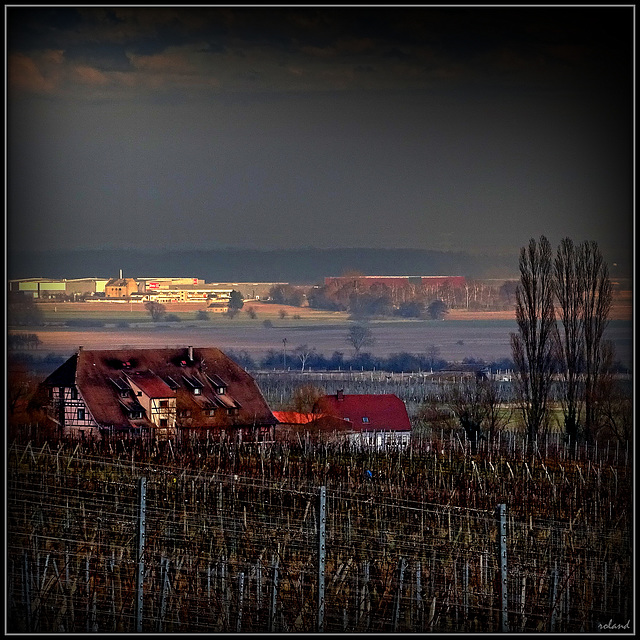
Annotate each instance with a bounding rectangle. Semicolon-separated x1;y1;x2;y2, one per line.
41;346;276;440
324;275;466;290
272;410;352;442
313;391;412;433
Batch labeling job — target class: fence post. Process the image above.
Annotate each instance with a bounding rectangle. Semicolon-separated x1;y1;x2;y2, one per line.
415;561;423;631
496;503;508;632
362;561;370;630
269;557;279;632
237;572;245;632
23;551;31;633
463;559;469;623
548;562;558;633
158;557;169;632
393;557;406;632
135;477;147;633
318;485;327;632
256;560;262;611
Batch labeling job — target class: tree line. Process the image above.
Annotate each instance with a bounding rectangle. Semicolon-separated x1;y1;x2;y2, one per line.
267;280;519;318
510;236;621;444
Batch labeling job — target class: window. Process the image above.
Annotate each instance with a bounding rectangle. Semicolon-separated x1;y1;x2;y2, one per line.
59;387;65;398
207;409;215;416
71;387;78;400
160;418;168;427
362;417;369;423
193;387;201;395
159;400;168;408
77;408;85;421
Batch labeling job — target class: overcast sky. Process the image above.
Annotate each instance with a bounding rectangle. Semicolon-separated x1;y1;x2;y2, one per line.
6;6;634;272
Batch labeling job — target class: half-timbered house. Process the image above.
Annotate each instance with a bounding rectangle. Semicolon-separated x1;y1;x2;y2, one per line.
40;346;276;440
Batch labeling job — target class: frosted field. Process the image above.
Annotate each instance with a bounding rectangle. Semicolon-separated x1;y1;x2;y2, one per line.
18;318;632;372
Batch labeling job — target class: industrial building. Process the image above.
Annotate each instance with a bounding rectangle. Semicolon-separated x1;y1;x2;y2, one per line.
8;278;109;299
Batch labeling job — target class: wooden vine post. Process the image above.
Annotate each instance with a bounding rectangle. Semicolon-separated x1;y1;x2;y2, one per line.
135;477;147;633
318;485;326;632
496;503;508;633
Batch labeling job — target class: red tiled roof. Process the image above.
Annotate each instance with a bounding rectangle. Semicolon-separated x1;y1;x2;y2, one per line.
272;411;317;425
313;393;411;432
43;346;276;431
125;370;175;398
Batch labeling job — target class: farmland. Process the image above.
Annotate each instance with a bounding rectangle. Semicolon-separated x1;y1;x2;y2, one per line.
6;292;634;633
7;296;633;371
6;431;633;633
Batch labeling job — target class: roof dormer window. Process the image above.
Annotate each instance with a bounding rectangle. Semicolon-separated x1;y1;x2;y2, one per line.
165;376;180;390
206;374;227;395
183;374;204;395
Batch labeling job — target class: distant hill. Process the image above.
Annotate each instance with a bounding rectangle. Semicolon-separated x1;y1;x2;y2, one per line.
8;248;520;284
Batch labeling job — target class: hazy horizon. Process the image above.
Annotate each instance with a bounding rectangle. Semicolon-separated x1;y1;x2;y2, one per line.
7;246;525;284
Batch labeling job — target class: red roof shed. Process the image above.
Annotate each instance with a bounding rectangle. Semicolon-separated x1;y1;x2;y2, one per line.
313;392;411;432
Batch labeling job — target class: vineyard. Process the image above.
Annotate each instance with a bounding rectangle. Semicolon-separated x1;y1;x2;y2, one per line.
6;426;633;634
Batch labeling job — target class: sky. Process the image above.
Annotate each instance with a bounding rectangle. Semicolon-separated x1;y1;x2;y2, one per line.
6;6;635;273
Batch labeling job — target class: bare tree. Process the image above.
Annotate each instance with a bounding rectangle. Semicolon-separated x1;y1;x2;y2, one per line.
289;384;325;414
596;345;632;444
445;375;512;450
510;236;557;443
579;241;613;441
145;301;166;322
553;237;614;443
346;323;375;356
553;237;584;441
480;377;513;442
294;344;316;372
446;378;487;452
426;344;441;371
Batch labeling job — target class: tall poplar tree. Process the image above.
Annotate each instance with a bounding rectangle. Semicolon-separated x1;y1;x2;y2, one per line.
553;237;584;441
510;236;557;442
579;241;613;441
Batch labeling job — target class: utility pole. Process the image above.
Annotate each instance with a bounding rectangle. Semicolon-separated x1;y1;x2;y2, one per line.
282;338;287;371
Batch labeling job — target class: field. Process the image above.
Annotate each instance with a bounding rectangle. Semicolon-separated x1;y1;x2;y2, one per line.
7;292;634;633
6;433;633;633
9;294;633;371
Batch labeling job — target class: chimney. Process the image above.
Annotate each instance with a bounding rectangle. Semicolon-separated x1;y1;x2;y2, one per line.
119;269;123;279
336;389;344;401
188;345;194;361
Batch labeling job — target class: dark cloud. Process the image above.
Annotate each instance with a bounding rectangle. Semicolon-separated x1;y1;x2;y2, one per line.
6;6;634;274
